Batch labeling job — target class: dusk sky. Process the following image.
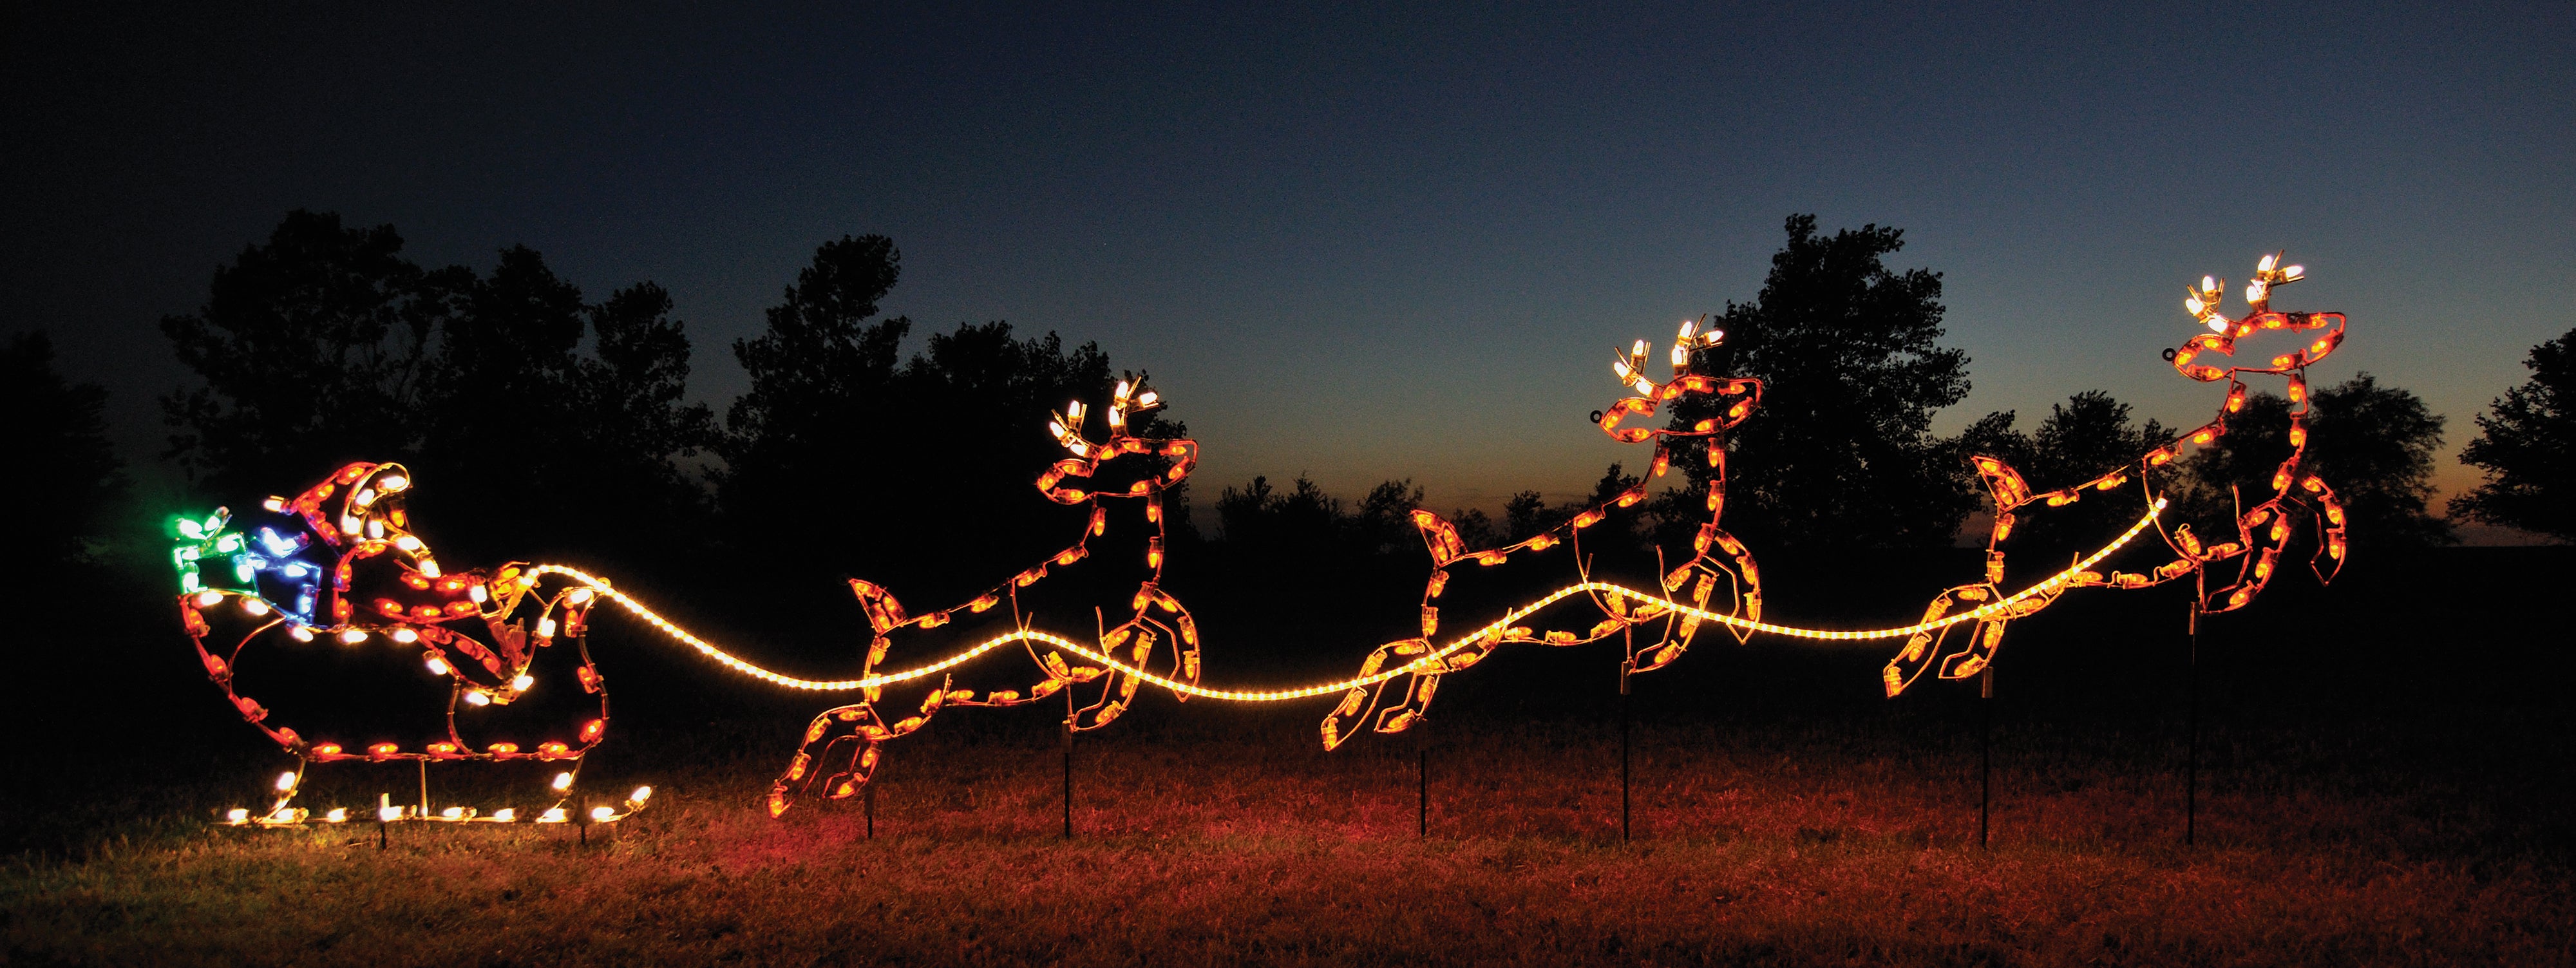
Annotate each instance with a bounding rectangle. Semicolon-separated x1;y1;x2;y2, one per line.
7;3;2570;527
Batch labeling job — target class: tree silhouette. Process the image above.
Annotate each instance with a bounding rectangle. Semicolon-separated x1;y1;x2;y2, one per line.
2450;327;2576;541
4;332;127;580
1665;214;1978;551
719;234;1166;602
164;213;717;567
160;211;451;495
2181;373;2450;548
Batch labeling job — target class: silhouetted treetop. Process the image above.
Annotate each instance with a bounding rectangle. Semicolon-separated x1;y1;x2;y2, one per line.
1667;214;1978;551
162;211;717;569
2450;326;2576;541
5;332;128;580
160;210;448;493
721;234;911;464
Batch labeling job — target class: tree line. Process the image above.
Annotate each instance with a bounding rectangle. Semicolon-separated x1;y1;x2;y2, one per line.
11;212;2569;627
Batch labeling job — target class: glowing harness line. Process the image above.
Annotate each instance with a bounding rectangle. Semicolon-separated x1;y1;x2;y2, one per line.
533;498;2163;701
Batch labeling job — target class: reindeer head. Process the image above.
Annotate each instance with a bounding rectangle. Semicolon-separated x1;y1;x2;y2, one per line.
1033;374;1200;505
1596;317;1761;448
2168;252;2347;386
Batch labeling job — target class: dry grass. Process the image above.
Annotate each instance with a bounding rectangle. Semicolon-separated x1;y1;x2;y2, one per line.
8;700;2570;967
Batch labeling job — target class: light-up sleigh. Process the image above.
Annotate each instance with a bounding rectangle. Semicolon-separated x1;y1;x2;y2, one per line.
176;462;652;828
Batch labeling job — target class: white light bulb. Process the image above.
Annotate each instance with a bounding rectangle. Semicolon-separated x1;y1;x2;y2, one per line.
591;806;616;822
241;599;270;617
276;771;298;792
463;690;490;707
339;629;368;645
392;629;418;643
551;772;574;792
511;674;535;692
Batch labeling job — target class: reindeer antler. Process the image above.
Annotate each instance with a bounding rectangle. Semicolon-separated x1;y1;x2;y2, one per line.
1047;373;1166;459
2183;251;2307;334
1037;374;1196;504
1610;317;1727;396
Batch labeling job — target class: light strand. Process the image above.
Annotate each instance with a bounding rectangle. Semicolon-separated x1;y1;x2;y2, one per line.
529;498;2161;702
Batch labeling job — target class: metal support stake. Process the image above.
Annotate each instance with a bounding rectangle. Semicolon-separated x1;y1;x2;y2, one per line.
1417;728;1429;839
1620;661;1633;844
865;782;875;840
1061;723;1074;840
1979;664;1994;849
2186;596;2201;846
377;792;388;851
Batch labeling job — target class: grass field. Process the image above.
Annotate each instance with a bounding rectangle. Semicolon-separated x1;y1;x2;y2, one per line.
6;548;2573;965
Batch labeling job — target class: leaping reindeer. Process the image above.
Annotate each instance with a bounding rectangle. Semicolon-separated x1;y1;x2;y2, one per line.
1321;318;1765;749
1884;253;2351;696
768;375;1203;816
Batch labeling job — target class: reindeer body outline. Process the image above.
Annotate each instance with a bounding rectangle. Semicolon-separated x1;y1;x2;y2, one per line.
1884;254;2353;696
766;377;1202;816
1320;319;1767;749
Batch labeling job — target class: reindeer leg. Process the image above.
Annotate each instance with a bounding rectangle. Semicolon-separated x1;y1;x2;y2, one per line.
768;685;951;817
1884;588;1975;697
1071;624;1155;730
770;704;878;817
1321;638;1430;750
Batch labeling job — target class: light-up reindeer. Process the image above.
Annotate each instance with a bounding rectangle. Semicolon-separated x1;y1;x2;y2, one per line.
175;462;640;826
767;376;1202;816
1320;319;1765;749
1883;253;2351;696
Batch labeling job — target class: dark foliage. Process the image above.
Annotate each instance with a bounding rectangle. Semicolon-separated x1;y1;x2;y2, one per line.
1665;214;1980;551
2;332;128;580
2450;327;2576;541
717;236;1176;614
2179;373;2450;548
162;212;717;569
160;211;448;495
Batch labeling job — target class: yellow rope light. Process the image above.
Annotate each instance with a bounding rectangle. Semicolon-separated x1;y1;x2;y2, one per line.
529;497;2161;702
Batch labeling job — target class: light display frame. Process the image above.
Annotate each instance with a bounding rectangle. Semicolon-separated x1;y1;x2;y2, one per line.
173;251;2347;827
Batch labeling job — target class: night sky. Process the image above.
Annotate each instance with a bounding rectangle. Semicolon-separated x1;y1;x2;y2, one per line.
7;3;2570;527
